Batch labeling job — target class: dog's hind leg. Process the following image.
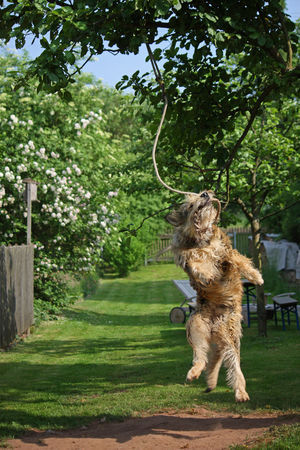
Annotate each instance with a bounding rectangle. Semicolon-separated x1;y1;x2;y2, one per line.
205;343;224;392
186;313;210;382
222;342;250;403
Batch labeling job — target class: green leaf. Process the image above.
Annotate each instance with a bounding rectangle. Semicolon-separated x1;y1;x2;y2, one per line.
65;51;76;65
216;48;223;59
48;72;59;82
204;13;217;22
258;35;266;46
40;37;49;49
74;21;87;31
62;90;73;102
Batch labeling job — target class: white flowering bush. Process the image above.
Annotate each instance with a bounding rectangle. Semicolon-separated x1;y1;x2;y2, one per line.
0;50;124;315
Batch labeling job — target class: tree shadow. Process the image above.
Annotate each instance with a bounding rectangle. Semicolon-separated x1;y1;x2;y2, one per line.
1;342;299;439
1;275;299;440
63;309;172;327
5;411;300;447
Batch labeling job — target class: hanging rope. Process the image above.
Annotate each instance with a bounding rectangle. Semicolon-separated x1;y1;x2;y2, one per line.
120;44;222;236
146;43;196;196
147;43;223;224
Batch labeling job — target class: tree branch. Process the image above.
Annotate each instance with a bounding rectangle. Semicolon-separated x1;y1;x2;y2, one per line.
283;118;296;136
215;83;275;190
235;197;254;221
278;10;294;71
120;204;177;235
103;49;120;55
258;188;270;212
261;200;300;221
225;84;274;170
69;54;93;77
152;21;173;29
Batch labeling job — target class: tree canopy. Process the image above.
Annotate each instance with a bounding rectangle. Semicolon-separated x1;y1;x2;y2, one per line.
1;0;298;194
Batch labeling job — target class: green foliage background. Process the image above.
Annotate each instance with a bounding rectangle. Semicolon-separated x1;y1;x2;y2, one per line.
0;48;170;315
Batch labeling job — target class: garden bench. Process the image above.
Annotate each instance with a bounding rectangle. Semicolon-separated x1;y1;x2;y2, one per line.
170;280;197;323
272;293;300;331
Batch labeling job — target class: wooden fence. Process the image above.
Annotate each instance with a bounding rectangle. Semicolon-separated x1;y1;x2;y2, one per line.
145;233;174;264
145;227;252;264
226;227;252;257
0;245;34;348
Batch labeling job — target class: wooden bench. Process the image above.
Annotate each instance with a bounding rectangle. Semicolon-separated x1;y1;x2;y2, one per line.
170;280;197;323
273;293;299;330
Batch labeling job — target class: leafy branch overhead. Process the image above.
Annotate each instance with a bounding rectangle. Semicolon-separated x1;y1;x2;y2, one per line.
0;1;299;191
1;2;298;96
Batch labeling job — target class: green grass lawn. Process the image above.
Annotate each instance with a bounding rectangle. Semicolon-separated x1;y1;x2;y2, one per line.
0;264;300;441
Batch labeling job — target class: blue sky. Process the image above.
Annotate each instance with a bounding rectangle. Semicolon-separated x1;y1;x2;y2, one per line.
6;0;300;89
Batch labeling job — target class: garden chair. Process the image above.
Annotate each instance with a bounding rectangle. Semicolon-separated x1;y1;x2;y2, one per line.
272;292;300;331
242;279;273;327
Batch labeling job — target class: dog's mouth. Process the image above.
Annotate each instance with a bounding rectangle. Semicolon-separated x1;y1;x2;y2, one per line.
193;196;221;226
197;197;211;210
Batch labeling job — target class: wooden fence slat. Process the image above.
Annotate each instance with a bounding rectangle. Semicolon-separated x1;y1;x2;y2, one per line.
0;245;34;348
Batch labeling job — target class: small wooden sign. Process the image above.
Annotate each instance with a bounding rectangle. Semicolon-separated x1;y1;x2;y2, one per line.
23;178;38;201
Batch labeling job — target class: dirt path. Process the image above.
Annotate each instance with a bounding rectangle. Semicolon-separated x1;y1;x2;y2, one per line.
8;409;299;449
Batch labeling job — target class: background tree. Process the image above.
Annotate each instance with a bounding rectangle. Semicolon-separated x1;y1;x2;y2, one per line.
123;88;299;336
224;99;299;336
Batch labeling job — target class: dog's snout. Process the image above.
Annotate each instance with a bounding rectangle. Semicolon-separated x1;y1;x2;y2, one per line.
200;192;209;198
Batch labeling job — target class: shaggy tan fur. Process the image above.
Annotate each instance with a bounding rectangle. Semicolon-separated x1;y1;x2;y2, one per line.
166;191;263;402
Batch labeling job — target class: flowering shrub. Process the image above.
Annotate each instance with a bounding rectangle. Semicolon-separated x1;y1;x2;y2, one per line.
0;50;123;316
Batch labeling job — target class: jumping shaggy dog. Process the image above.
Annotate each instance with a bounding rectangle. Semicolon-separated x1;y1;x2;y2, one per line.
166;191;263;402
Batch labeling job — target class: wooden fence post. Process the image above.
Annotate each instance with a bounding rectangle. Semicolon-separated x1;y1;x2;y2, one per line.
23;178;38;245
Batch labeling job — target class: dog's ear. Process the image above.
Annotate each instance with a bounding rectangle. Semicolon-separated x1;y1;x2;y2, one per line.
165;209;186;226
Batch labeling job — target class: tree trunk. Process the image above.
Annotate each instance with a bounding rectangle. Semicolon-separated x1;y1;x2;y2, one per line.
251;218;267;337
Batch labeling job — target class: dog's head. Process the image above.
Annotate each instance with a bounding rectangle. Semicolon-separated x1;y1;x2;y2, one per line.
165;191;221;239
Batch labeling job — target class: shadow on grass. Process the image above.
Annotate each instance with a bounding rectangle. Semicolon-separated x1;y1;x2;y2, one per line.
63;309;173;327
4;412;300;446
0;325;189;390
1;272;299;440
0;409;123;440
4;335;187;357
1;353;299;439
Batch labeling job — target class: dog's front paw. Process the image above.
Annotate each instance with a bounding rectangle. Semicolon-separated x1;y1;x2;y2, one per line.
189;263;213;286
248;271;264;286
192;271;210;286
256;274;264;286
